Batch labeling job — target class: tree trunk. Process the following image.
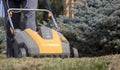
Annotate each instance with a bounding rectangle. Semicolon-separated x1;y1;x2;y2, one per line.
63;0;80;18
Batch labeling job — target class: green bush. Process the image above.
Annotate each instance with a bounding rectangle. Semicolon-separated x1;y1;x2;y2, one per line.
58;0;120;56
38;0;63;16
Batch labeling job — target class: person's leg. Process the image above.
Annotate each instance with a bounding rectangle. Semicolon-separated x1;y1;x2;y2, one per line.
22;0;38;31
6;1;21;57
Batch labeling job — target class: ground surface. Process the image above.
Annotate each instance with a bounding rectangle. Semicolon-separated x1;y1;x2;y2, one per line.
0;54;120;70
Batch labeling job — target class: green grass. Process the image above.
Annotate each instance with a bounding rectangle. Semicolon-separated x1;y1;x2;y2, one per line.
0;54;120;70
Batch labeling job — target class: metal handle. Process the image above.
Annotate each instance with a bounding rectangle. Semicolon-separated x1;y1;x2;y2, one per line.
7;8;59;31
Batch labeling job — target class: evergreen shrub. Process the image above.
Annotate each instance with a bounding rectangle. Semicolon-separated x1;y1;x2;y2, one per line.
58;0;120;56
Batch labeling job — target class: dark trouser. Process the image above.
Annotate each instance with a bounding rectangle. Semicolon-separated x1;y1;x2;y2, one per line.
6;0;38;57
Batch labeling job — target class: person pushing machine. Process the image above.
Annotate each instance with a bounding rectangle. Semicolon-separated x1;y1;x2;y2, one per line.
3;0;38;57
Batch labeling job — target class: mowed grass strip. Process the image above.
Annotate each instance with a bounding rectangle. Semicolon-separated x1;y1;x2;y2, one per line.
0;54;120;70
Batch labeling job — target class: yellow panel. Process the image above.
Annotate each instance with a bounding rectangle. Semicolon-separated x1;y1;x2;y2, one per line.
60;36;67;41
24;29;62;54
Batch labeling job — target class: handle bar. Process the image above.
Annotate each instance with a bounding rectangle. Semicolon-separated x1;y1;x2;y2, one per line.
7;8;59;31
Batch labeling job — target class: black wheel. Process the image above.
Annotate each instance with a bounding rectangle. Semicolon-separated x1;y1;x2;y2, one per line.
20;48;27;57
13;40;27;58
15;48;26;58
72;48;79;58
70;47;74;57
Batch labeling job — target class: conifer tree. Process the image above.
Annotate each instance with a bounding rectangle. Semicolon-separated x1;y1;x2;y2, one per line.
58;0;120;56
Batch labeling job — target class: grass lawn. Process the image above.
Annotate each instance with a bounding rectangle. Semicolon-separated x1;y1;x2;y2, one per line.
0;54;120;70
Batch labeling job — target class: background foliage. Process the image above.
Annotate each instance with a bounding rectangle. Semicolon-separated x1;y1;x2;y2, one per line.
58;0;120;56
0;18;6;53
37;0;63;24
38;0;63;16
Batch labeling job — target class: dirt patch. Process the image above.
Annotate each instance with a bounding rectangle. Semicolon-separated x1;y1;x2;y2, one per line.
108;55;120;70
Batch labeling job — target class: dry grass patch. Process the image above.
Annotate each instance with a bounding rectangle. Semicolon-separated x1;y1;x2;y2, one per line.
0;54;120;70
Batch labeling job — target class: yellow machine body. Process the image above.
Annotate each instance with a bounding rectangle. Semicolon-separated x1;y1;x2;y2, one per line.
24;28;65;54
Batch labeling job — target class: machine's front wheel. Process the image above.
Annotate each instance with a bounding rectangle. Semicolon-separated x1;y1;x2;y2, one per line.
72;48;79;58
13;41;27;58
19;48;27;57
